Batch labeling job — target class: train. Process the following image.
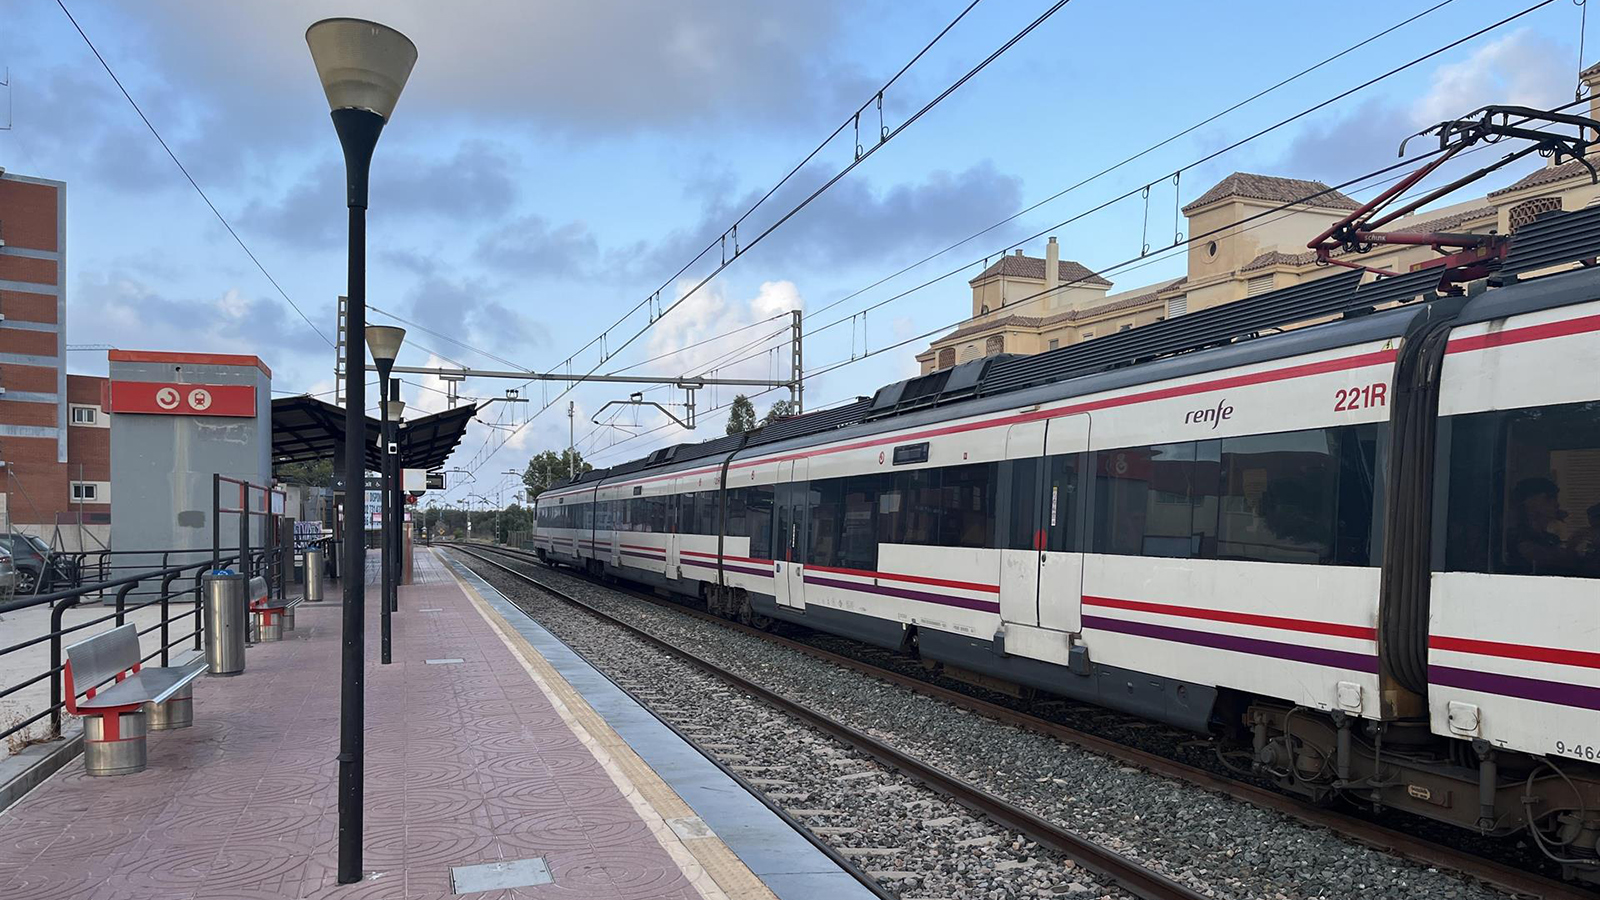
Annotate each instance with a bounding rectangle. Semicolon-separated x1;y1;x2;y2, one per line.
529;238;1600;881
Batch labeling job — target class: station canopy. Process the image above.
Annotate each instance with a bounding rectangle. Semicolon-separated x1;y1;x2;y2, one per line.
271;395;477;472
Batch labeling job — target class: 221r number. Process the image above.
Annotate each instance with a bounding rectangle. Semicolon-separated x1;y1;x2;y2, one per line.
1334;383;1387;411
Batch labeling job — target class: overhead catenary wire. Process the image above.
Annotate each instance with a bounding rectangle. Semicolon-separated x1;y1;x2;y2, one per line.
555;0;1465;383
454;0;1077;478
455;0;1558;484
53;0;334;348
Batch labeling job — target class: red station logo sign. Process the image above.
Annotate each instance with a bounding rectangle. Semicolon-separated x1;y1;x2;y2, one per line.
107;381;256;417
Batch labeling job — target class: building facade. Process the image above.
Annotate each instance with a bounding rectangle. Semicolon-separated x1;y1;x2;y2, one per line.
0;171;112;550
918;62;1600;374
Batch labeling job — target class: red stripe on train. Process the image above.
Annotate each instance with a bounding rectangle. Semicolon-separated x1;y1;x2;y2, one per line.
1082;595;1376;641
1430;635;1600;671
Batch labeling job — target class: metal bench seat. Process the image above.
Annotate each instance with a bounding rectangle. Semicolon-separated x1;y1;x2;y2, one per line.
64;623;206;776
248;575;303;641
75;658;208;712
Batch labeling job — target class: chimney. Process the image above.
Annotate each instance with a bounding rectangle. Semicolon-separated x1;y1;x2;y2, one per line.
1045;236;1061;296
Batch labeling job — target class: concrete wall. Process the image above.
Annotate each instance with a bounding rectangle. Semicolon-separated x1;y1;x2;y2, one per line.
109;356;271;559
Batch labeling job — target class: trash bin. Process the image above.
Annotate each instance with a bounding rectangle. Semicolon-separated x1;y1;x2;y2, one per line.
304;547;324;602
203;570;247;676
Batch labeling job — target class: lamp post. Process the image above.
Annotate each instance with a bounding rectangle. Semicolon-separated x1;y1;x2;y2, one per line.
386;392;406;617
307;17;416;886
367;328;404;667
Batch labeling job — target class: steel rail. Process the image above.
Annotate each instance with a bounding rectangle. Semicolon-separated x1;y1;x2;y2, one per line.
449;544;1212;900
454;542;1593;900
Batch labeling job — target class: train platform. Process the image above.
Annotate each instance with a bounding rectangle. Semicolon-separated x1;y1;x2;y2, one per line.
0;549;873;900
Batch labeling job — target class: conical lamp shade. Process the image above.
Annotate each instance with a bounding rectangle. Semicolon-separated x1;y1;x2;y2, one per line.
364;325;406;364
307;18;417;120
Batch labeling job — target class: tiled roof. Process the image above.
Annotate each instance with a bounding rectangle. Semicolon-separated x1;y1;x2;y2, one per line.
970;253;1113;287
1581;60;1600;79
1488;159;1594;197
933;277;1186;344
1389;204;1496;234
1182;172;1361;213
1241;249;1317;272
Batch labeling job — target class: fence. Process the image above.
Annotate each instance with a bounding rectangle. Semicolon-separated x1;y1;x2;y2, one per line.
0;476;296;752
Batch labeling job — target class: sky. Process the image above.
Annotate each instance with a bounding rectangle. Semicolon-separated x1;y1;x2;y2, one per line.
0;0;1589;507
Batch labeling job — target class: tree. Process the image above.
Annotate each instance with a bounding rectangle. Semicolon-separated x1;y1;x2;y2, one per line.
726;394;757;434
274;458;333;487
762;399;795;424
523;449;592;498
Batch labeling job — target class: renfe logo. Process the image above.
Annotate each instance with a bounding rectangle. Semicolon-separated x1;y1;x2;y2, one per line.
1185;398;1234;429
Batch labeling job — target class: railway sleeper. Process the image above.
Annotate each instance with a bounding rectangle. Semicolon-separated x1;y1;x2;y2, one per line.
1247;702;1600;884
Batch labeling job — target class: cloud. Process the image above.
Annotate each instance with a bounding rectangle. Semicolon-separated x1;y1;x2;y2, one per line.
643;161;1027;275
395;270;547;365
1277;29;1573;184
475;215;602;278
240;141;521;249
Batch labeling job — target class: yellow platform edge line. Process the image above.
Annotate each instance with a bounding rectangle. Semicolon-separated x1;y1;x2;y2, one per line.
438;549;778;900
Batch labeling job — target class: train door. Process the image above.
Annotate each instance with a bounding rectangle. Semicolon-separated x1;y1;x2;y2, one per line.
609;495;622;567
773;460;808;610
1038;414;1090;633
665;484;683;578
1000;421;1046;627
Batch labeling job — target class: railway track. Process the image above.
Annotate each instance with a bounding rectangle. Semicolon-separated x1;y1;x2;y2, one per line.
445;543;1210;900
445;542;1594;900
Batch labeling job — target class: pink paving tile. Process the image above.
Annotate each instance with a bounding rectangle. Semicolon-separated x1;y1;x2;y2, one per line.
0;551;701;899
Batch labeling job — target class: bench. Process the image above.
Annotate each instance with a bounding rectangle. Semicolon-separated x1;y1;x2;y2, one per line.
63;623;208;776
247;575;303;642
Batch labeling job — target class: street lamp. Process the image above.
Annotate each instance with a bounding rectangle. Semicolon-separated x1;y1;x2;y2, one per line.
307;16;416;886
366;326;402;669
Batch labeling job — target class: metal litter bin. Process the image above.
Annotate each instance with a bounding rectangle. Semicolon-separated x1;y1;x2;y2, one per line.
203;571;247;676
304;547;324;602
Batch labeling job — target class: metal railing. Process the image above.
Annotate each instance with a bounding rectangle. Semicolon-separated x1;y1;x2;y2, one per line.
0;544;289;749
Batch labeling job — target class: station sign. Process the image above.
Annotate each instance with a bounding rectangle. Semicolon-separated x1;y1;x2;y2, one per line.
106;381;256;417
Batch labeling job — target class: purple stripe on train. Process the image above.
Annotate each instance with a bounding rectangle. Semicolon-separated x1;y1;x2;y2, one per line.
803;574;1001;614
1081;615;1380;673
680;558;772;578
1429;664;1600;712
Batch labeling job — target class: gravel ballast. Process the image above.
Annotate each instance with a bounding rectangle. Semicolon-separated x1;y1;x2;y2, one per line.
452;549;1519;900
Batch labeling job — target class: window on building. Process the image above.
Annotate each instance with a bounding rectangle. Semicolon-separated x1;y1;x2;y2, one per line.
70;406;98;425
984;335;1004;356
1047;339;1060;351
1166;295;1188;318
1119;323;1133;332
70;482;99;502
1246;274;1275;297
1508;196;1563;232
937;347;956;370
1082;330;1095;339
1440;400;1600;579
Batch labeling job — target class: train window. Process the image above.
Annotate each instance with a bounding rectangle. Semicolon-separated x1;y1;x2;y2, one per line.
807;479;844;567
1043;454;1079;552
1217;431;1340;563
1007;459;1043;550
697;491;720;534
897;468;943;545
1094;442;1218;558
938;463;996;549
747;485;775;558
1441;400;1600;578
840;475;887;570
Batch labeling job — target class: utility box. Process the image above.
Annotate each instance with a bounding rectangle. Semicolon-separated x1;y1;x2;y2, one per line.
106;352;272;561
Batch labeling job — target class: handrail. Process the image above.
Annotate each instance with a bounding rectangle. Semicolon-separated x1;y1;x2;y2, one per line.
0;547;281;747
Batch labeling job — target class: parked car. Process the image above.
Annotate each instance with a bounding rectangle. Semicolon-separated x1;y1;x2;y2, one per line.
0;545;16;602
0;534;75;594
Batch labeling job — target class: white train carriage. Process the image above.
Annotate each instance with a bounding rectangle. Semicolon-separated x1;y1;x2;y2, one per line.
530;258;1600;873
1429;280;1600;764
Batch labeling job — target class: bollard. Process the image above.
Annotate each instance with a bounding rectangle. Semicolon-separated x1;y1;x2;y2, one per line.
203;571;247;676
304;547;324;602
